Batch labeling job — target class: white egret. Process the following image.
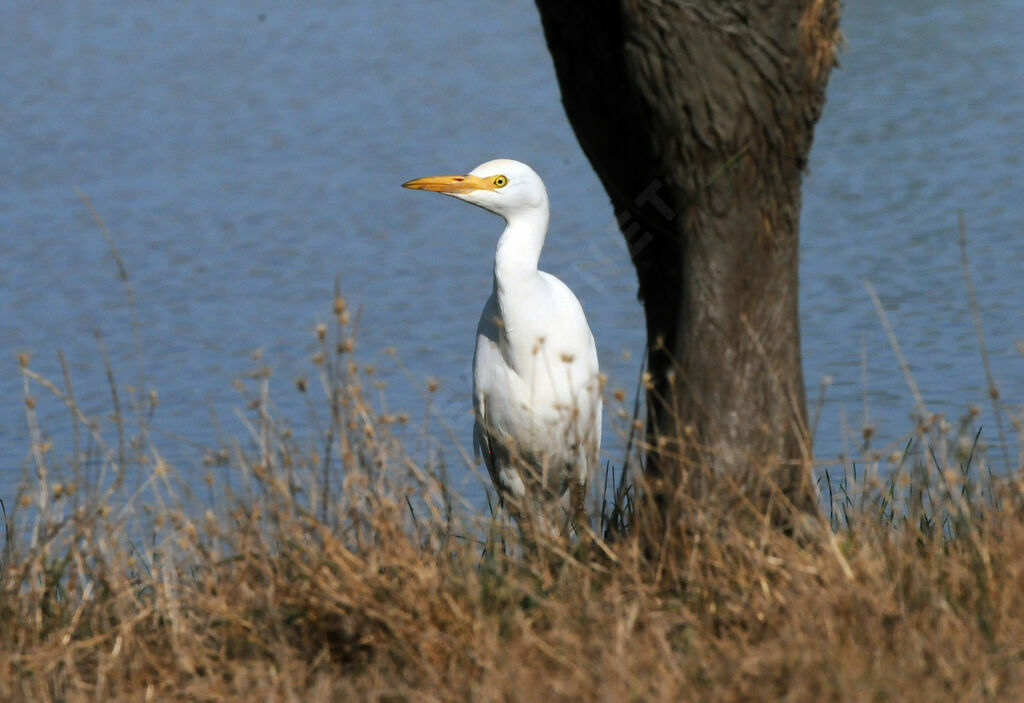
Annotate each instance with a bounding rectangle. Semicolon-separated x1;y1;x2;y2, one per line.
403;159;602;535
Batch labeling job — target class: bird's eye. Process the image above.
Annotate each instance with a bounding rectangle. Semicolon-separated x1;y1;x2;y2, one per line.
492;175;508;188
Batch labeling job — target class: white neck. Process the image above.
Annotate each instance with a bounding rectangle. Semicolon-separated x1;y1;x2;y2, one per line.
493;203;549;288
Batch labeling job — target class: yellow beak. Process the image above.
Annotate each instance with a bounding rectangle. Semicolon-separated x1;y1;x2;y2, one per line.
401;174;498;194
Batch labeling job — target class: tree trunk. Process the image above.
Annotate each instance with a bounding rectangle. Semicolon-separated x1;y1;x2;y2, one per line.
534;1;840;524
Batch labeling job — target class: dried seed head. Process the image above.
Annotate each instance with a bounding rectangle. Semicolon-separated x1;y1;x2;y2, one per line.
958;435;973;456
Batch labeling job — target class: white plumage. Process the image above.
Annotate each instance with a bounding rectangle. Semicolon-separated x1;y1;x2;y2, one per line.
403;159;602;533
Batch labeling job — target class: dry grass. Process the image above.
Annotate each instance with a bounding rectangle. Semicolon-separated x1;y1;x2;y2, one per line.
4;301;1024;702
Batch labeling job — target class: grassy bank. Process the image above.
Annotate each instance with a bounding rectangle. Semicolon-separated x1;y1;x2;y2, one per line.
4;301;1023;702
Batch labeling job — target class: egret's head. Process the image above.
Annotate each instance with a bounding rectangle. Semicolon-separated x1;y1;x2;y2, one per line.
402;159;548;221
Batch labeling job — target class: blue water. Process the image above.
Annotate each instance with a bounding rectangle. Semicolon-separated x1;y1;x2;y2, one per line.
2;1;1022;504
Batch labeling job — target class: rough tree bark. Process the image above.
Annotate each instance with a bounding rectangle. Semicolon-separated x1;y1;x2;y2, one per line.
534;1;840;524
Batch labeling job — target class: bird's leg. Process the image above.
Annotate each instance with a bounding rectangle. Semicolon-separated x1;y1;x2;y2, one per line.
571;479;587;535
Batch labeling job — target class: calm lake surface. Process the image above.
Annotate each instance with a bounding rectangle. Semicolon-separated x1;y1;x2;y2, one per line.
3;1;1022;504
